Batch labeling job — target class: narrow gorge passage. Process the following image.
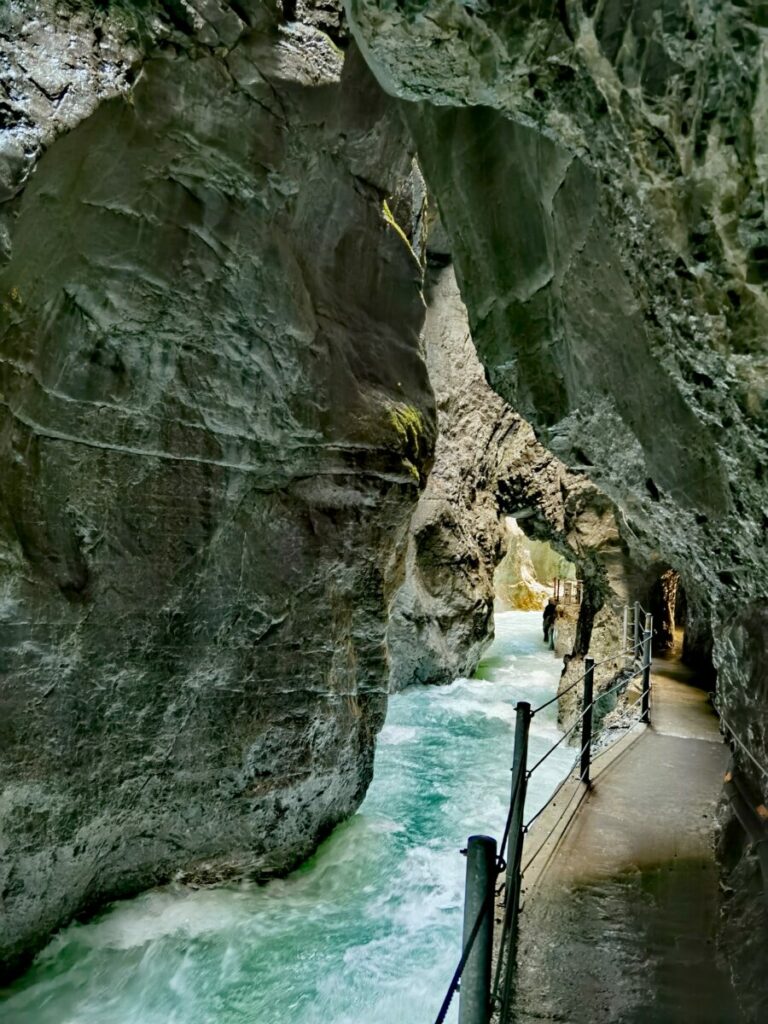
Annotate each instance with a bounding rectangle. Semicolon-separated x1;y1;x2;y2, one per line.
1;613;573;1024
3;3;768;1018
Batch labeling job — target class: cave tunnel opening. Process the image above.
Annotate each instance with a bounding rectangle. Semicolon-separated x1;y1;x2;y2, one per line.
490;514;600;671
493;516;577;615
646;568;717;691
649;568;683;655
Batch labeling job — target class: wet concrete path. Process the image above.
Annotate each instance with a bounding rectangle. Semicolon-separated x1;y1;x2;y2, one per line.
511;654;743;1023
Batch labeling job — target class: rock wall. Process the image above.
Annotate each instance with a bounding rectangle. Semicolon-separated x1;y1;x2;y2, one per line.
387;263;504;690
347;2;768;1017
0;2;436;976
5;1;765;1005
388;258;642;693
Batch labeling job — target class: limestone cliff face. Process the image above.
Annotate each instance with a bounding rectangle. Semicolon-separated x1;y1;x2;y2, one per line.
388;260;641;693
0;2;435;976
348;2;768;1015
387;265;504;690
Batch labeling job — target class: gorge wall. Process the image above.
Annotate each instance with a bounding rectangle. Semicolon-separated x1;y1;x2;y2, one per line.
348;1;768;1017
0;0;435;977
387;263;505;690
3;2;767;1012
388;257;646;694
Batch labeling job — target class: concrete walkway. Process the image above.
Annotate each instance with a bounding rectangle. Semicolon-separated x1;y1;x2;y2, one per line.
510;653;743;1024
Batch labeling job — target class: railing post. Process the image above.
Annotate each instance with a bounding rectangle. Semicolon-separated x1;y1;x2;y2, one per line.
458;835;497;1024
641;620;652;724
499;700;531;1019
580;657;595;787
505;701;531;909
633;600;641;660
622;605;629;661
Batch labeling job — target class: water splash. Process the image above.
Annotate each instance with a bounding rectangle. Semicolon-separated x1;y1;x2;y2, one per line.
2;611;575;1024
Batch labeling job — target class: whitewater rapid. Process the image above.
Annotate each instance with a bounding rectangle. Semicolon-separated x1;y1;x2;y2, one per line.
2;611;574;1024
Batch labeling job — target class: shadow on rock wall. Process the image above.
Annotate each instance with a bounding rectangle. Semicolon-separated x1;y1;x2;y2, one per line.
0;6;434;977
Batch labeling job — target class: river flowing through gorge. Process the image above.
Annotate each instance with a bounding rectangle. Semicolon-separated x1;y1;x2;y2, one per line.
2;612;574;1024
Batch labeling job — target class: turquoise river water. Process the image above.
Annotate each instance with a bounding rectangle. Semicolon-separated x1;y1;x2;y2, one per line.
2;611;574;1024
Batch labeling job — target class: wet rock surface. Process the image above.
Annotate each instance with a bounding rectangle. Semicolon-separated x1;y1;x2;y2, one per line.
348;3;768;1013
0;2;139;207
387;264;504;690
0;2;435;976
387;262;641;693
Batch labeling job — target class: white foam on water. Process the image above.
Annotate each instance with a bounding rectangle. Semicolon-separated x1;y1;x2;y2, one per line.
377;724;420;745
2;611;575;1024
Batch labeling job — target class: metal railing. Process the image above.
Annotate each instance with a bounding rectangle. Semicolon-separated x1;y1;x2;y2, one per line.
714;699;768;903
552;577;583;605
433;608;653;1024
624;600;650;663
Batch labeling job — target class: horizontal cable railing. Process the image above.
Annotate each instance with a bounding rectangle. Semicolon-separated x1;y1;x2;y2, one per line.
590;687;649;763
714;699;768;783
524;714;583;776
432;893;492;1024
520;662;649;863
432;745;527;1024
521;686;650;881
432;605;655;1024
521;764;590;878
529;636;646;716
436;601;768;1024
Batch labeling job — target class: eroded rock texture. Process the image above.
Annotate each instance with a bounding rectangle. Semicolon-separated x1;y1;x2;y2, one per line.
388;260;643;694
387;264;503;690
348;1;768;1016
0;1;435;976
